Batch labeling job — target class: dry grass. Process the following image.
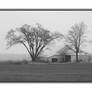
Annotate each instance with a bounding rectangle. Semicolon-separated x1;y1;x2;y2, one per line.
0;63;91;82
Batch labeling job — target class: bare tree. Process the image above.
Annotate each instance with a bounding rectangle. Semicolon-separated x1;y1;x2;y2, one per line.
65;22;87;62
5;23;63;62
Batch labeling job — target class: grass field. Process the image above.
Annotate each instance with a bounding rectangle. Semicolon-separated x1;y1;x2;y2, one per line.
0;63;92;82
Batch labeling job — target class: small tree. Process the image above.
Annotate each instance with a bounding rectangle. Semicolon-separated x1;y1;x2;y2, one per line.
65;22;87;62
6;23;62;62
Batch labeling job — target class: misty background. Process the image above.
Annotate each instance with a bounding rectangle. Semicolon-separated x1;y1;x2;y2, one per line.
0;11;92;61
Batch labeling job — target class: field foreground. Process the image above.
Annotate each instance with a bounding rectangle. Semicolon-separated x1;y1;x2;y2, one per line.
0;63;92;82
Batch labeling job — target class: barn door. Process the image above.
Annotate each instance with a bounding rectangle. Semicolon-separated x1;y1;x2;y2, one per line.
65;55;71;62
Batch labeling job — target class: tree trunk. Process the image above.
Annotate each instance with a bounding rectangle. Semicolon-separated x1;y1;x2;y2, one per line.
31;54;39;62
76;51;78;63
31;56;36;62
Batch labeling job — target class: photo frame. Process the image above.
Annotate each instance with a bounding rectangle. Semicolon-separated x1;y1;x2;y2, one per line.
0;9;92;82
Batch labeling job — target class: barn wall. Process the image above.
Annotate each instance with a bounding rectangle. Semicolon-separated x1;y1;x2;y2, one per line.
71;55;89;63
48;55;64;63
48;55;92;63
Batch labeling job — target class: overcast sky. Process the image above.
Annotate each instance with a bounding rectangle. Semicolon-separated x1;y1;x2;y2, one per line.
0;11;92;56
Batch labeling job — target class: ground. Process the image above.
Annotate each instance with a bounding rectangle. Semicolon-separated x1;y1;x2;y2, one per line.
0;63;92;82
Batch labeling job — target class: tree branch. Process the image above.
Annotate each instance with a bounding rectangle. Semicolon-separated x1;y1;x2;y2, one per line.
21;41;33;58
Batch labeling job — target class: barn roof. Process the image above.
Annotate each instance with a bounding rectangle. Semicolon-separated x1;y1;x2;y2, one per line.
57;45;89;56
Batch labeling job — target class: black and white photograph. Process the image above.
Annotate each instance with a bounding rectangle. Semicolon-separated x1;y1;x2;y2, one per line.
0;9;92;82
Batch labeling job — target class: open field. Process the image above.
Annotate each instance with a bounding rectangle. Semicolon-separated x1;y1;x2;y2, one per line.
0;63;92;82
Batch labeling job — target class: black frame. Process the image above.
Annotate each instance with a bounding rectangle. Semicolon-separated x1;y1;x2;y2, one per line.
0;9;92;11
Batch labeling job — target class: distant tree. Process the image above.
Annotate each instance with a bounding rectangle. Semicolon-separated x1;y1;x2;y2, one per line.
5;23;63;62
65;22;87;62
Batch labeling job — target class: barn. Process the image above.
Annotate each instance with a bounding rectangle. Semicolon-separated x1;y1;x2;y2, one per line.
65;50;90;63
48;54;71;63
48;45;91;63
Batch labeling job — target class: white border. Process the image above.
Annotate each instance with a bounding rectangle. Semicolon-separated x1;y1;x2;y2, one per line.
0;0;91;8
0;84;92;92
0;0;92;92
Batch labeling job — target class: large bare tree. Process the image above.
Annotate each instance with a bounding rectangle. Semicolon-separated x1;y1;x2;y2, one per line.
65;22;87;62
5;23;62;62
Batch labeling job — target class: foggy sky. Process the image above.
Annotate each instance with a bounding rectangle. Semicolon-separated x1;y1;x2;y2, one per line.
0;11;92;56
